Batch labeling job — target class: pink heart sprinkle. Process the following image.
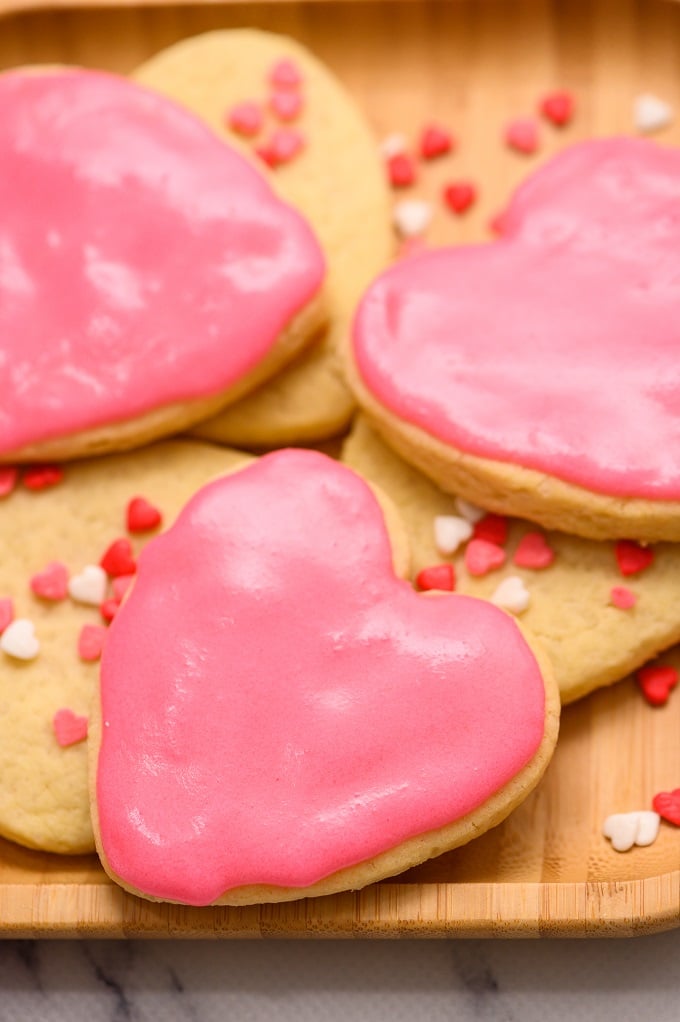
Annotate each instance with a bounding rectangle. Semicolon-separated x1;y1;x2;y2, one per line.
0;466;18;498
52;708;88;747
539;90;575;127
387;153;417;188
0;597;14;634
270;90;304;122
30;561;69;601
464;538;506;577
610;585;637;610
256;129;305;168
443;181;477;215
77;623;108;662
420;124;454;160
112;573;135;603
226;101;263;138
269;58;303;90
615;540;655;577
513;532;555;570
505;118;539;155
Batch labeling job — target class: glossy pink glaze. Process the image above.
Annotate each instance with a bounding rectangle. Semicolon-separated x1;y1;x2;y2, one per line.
0;70;324;455
97;451;546;905
353;138;680;499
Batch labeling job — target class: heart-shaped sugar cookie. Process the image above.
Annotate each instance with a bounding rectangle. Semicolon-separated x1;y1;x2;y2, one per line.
92;450;558;906
0;69;325;462
350;139;680;541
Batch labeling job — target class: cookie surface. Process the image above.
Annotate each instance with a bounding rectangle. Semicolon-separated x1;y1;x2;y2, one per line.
133;29;392;447
91;449;558;906
0;440;249;854
0;68;325;462
348;138;680;541
343;418;680;704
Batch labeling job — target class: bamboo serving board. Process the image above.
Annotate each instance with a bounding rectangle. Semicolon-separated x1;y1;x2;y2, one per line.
0;0;679;938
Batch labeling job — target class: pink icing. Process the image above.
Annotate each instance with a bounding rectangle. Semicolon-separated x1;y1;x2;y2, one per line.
0;71;324;456
353;138;680;500
96;450;546;906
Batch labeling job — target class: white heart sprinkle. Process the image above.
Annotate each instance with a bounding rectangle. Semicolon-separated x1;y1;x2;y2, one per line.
433;515;473;555
633;93;674;134
68;564;108;606
380;133;408;159
490;576;530;614
603;811;660;852
393;199;433;238
1;618;40;660
454;497;486;524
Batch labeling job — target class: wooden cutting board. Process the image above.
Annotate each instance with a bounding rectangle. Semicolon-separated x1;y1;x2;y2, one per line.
0;0;679;937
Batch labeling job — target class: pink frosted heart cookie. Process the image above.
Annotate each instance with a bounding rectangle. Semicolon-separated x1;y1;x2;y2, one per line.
0;69;325;462
349;138;680;541
91;450;558;906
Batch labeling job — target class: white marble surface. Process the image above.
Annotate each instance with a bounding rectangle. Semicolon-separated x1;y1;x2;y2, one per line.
1;928;679;1021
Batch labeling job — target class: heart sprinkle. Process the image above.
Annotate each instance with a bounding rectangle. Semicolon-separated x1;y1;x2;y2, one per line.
68;564;108;606
473;513;509;547
256;128;305;168
610;586;637;610
100;598;120;623
380;133;408;159
269;58;303;90
490;576;530;614
513;532;555;570
539;90;575;127
419;124;454;160
77;624;108;662
633;93;674;134
0;466;18;497
465;538;506;577
443;181;477;215
433;514;473;555
603;811;660;852
652;789;680;826
30;561;69;601
0;597;15;634
23;465;64;491
636;664;678;707
505;118;539;155
393;199;433;238
52;708;88;748
415;563;456;592
0;618;39;660
126;496;163;534
455;497;485;524
387;153;417;188
100;538;137;578
615;540;654;577
270;90;304;122
226;101;263;137
112;574;135;603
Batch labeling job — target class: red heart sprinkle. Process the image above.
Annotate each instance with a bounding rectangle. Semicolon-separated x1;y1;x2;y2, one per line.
610;585;637;610
464;538;506;577
30;561;69;601
256;129;305;168
127;497;163;534
100;598;120;623
420;124;454;160
443;181;477;215
78;623;108;662
615;540;655;577
52;708;88;748
505;118;539;155
270;90;304;122
269;58;303;90
387;153;417;188
415;563;456;592
539;90;575;127
513;532;555;570
652;788;680;826
226;101;263;137
636;664;678;707
23;464;64;490
0;597;14;634
473;513;508;547
112;573;135;603
0;466;18;498
100;538;137;578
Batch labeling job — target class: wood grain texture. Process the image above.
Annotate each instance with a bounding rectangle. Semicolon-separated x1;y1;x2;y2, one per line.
0;0;679;936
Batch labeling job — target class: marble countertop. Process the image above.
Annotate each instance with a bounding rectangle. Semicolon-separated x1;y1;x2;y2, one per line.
1;928;678;1021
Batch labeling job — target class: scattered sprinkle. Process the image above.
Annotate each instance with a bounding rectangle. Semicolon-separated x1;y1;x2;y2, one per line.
603;810;660;852
636;664;678;707
226;101;264;137
443;181;477;215
419;124;454;160
0;466;18;498
465;538;506;577
473;513;508;547
380;133;408;159
100;598;120;624
416;563;456;592
490;575;530;614
100;538;137;578
269;58;303;90
634;93;674;134
387;152;417;188
455;497;485;524
0;598;14;635
615;539;654;577
23;464;64;490
30;561;69;601
270;90;304;121
256;128;305;168
0;618;39;660
112;573;135;603
393;198;433;238
513;532;555;570
68;564;108;607
610;585;637;610
652;789;680;826
434;514;473;555
77;624;108;662
52;708;88;748
505;118;539;155
539;90;575;127
126;496;163;534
